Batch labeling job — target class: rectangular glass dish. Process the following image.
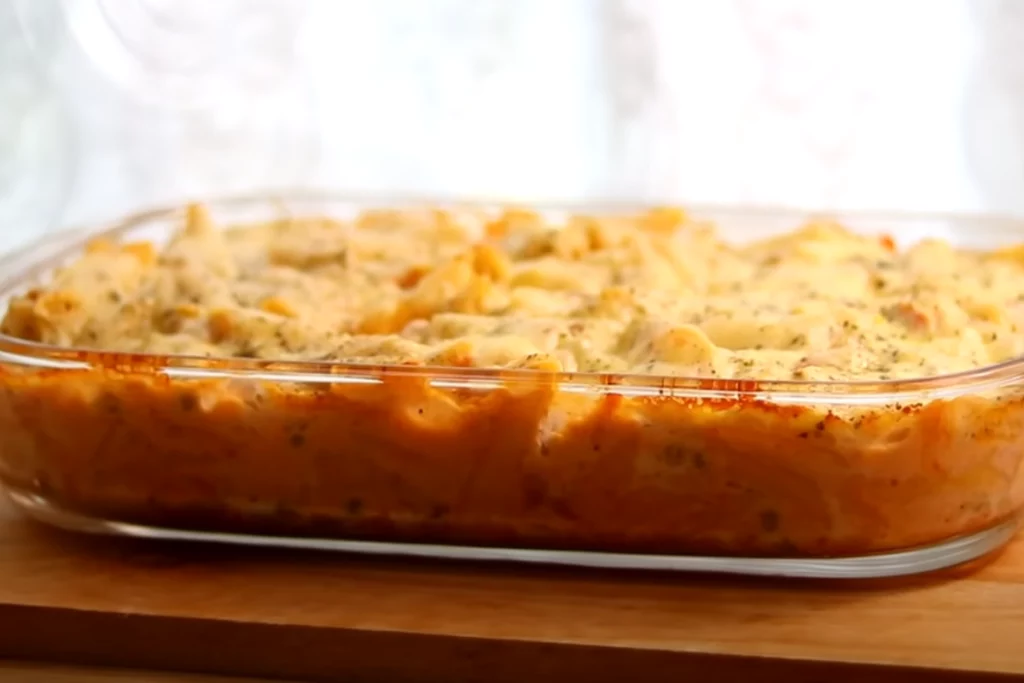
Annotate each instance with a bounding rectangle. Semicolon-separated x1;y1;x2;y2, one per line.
0;194;1022;579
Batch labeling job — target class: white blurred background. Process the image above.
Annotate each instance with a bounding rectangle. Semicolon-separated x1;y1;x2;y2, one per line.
2;0;1024;252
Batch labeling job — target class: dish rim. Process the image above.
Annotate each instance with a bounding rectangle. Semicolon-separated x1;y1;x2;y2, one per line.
2;190;1024;406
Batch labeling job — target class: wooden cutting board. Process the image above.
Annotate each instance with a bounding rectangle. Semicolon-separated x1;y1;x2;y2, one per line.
0;661;278;683
0;495;1021;683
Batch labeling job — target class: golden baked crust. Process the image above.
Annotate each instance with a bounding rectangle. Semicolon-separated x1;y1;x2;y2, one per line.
6;204;1024;381
0;203;1023;557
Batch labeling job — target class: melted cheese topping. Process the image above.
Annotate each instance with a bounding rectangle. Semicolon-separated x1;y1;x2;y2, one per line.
4;204;1024;382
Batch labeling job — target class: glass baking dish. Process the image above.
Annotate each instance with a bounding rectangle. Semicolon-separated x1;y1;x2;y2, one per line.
1;193;1022;579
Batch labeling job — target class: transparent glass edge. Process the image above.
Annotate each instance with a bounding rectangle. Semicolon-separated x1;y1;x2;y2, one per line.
6;487;1019;578
1;191;1024;405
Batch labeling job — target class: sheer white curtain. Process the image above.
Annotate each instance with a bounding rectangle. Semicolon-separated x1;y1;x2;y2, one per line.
21;0;608;226
3;0;1024;250
601;0;992;212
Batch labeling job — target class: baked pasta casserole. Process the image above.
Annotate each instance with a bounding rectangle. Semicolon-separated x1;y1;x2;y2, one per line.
1;202;1023;557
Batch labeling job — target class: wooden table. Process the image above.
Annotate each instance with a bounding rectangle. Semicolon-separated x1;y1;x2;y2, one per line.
0;496;1022;683
0;661;277;683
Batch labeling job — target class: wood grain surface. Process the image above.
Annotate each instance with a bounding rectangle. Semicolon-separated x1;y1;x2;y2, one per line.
0;661;280;683
0;495;1022;683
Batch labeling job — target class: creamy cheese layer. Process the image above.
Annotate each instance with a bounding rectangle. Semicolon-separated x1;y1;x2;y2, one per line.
4;204;1024;382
